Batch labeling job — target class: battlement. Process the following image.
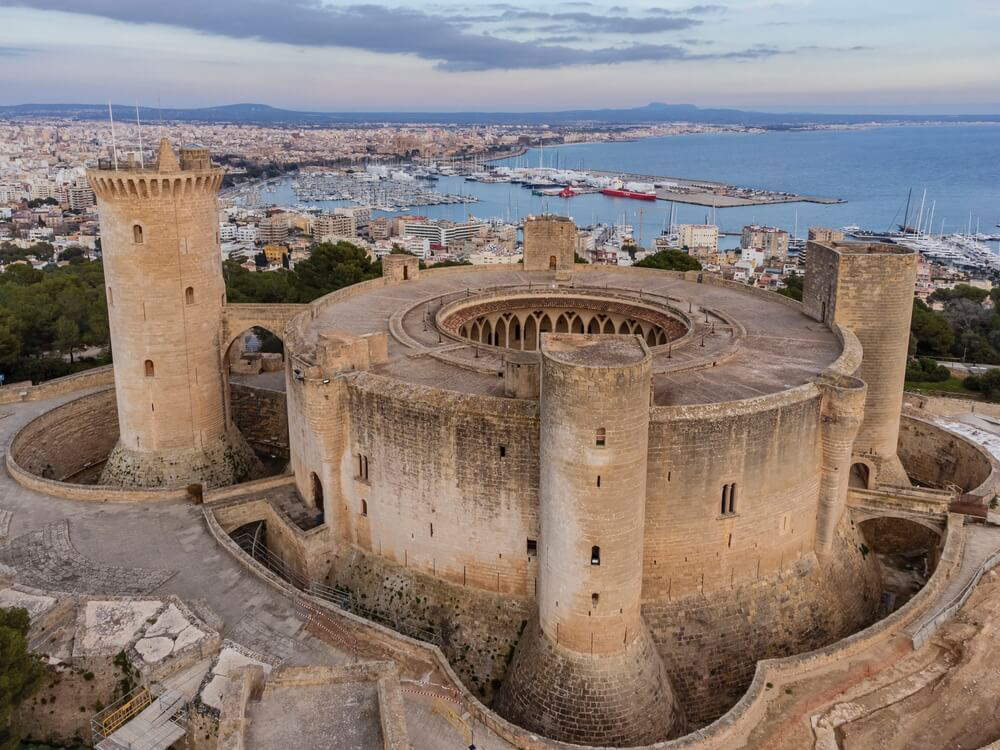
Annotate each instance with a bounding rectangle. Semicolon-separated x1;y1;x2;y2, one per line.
87;138;222;201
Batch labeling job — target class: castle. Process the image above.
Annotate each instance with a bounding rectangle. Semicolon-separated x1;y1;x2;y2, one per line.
78;141;923;746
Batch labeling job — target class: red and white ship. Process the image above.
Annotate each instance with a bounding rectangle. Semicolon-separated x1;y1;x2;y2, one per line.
601;188;657;201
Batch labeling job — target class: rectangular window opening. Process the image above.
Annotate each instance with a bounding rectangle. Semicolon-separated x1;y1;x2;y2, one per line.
526;538;537;556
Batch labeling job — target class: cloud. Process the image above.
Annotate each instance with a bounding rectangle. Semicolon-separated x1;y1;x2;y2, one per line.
0;45;36;55
0;0;787;71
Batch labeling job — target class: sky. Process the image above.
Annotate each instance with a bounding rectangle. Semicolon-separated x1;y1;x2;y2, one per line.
0;0;998;113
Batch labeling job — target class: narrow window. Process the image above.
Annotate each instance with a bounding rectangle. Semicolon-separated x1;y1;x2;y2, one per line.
144;359;154;377
499;445;506;458
430;522;434;537
591;546;600;565
185;286;194;305
720;483;737;516
596;475;601;488
363;455;369;480
403;266;409;281
526;538;537;556
107;287;114;307
595;428;606;447
549;255;557;270
592;593;599;608
357;453;369;481
133;224;143;244
361;498;368;516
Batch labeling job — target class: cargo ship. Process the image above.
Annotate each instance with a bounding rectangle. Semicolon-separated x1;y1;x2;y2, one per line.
601;188;657;201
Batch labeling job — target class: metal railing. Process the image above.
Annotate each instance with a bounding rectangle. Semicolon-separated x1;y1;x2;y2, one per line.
230;532;441;645
91;685;151;743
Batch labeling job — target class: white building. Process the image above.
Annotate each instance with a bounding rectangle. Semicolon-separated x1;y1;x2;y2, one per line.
679;224;719;253
236;225;258;243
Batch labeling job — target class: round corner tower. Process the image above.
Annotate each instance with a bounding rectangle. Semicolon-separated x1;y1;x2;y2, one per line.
803;240;917;486
496;333;684;746
87;138;259;488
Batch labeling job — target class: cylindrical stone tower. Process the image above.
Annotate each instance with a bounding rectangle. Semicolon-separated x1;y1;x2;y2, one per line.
496;334;683;746
804;241;918;486
87;139;259;488
815;373;867;559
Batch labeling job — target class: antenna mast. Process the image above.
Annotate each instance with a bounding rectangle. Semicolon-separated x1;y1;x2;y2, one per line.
135;103;144;168
108;100;119;170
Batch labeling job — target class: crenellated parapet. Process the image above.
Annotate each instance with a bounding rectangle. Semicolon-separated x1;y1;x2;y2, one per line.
88;171;224;202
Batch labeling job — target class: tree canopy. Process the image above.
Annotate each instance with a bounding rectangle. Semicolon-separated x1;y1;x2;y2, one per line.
0;260;110;382
634;249;702;272
0;607;46;750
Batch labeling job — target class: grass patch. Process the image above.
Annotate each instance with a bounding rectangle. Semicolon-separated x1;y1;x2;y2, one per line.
905;377;981;398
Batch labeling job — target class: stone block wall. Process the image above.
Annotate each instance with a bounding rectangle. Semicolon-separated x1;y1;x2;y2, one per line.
644;390;824;599
341;374;541;596
8;387;119;481
229;384;289;459
897;415;993;492
325;544;532;704
642;515;881;725
523;215;576;272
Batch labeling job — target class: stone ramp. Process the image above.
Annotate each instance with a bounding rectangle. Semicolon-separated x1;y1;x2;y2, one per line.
95;690;186;750
0;520;175;595
906;522;1000;648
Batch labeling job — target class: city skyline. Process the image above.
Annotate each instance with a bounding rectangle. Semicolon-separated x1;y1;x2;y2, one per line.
0;0;998;114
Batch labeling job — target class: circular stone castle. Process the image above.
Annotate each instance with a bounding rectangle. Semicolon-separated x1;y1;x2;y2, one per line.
39;142;932;746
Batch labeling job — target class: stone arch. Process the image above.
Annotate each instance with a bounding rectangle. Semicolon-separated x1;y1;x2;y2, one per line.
602;318;615;334
225;324;286;382
618;320;630;334
556;313;569;333
539;313;553;343
481;319;493;346
524;315;538;351
496;317;508;347
310;471;324;510
587;317;601;334
850;460;874;489
571;315;584;334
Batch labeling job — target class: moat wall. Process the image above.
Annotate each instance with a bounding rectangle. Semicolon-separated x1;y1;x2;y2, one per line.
230;383;290;459
7;384;288;493
643;516;881;725
325;544;532;704
897;415;994;492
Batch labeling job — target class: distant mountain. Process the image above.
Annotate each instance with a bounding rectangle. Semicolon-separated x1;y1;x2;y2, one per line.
1;101;997;126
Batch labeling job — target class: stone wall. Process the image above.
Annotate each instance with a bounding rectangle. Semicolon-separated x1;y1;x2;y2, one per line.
897;415;994;492
0;364;115;405
7;387;119;482
326;543;532;705
212;497;333;584
523;215;576;272
229;383;289;459
644;389;825;599
642;516;881;725
342;374;541;597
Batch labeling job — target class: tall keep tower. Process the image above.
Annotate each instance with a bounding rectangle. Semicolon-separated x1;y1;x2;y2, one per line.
87;140;259;488
496;334;684;746
803;241;917;486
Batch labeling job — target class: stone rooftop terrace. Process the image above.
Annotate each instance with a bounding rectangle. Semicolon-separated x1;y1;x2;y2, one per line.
300;266;842;406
